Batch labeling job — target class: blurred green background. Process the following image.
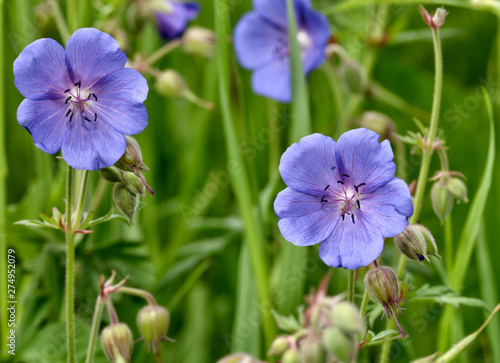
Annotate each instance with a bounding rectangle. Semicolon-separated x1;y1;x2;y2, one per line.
1;0;500;362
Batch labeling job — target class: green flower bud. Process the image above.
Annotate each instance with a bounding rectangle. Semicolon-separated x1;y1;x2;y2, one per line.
299;336;326;363
216;353;263;363
359;111;395;140
100;166;123;183
413;224;440;258
136;305;170;353
281;349;301;363
123;172;146;197
431;180;453;222
268;335;289;356
447;177;468;203
115;136;149;173
113;184;139;223
330;301;362;334
155;69;214;110
183;26;216;58
323;326;356;363
100;323;133;363
339;60;368;94
394;224;429;263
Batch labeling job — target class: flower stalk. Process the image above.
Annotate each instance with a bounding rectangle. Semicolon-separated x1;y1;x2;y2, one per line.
85;296;104;363
65;165;76;363
380;17;444;363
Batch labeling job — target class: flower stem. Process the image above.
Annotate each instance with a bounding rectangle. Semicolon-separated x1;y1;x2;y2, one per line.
117;286;157;306
66;0;77;32
85;296;104;363
73;170;90;231
347;270;355;303
146;40;182;66
380;25;444;363
65;165;76;363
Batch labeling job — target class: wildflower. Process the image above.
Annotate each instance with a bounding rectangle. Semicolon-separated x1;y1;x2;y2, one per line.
274;128;413;269
153;1;200;40
234;0;331;103
14;28;148;170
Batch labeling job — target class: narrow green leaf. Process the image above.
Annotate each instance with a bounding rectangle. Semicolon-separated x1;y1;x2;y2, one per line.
271;310;302;332
365;329;400;346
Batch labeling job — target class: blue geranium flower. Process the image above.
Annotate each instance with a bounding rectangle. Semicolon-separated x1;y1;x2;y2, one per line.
14;28;148;170
234;0;331;103
274;129;414;270
154;0;200;40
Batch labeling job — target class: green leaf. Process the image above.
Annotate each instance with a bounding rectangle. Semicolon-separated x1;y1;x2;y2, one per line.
365;329;400;346
14;219;60;230
271;310;302;332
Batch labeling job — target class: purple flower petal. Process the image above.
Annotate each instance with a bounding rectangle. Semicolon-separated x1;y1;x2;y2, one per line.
318;213;384;269
14;38;73;100
234;13;288;70
61;113;126;170
91;68;148;135
335;128;396;194
254;0;311;28
279;133;340;196
275;188;338;246
65;28;127;88
251;58;292;103
17;98;69;153
299;7;331;73
155;1;200;40
363;178;414;219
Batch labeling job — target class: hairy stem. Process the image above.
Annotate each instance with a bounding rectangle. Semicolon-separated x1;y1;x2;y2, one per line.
85;296;104;363
65;165;76;363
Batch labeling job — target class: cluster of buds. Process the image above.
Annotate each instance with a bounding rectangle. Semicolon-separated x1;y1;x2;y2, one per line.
266;275;362;363
430;171;468;222
394;224;440;264
364;265;406;337
99;271;171;363
100;136;154;222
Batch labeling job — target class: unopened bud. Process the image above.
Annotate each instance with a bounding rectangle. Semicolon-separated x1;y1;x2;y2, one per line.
101;323;133;363
359;111;395;140
115;136;149;173
323;327;356;363
299;337;326;363
447;177;468;203
268;335;289;356
113;184;139;223
217;353;263;363
155;69;214;110
419;5;448;29
101;166;123;183
137;305;170;353
281;349;301;363
183;26;216;58
431;180;453;222
339;60;367;94
330;301;362;334
123;172;146;196
394;224;429;263
413;224;440;258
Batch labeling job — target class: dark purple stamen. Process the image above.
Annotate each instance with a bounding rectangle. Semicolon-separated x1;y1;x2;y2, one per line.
69;113;74;122
83;116;91;122
64;88;70;93
87;93;92;100
321;195;328;203
94;113;97;121
342;215;345;221
324;185;330;191
341;174;350;177
357;200;361;209
65;96;71;104
417;255;425;261
354;183;366;193
331;166;336;171
66;109;72;117
74;81;81;88
351;214;355;224
337;181;344;185
92;93;98;101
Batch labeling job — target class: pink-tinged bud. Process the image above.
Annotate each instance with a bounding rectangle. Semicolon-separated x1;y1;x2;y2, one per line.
136;305;170;353
364;266;407;337
123;172;146;197
323;326;357;363
216;353;263;363
413;224;440;259
281;349;301;363
100;323;134;363
394;224;429;264
447;177;468;203
431;180;453;222
183;26;216;58
419;5;448;29
101;166;123;183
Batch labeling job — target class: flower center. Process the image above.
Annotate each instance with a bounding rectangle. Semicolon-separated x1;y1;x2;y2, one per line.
273;30;312;60
63;81;99;123
320;174;366;224
297;30;312;50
